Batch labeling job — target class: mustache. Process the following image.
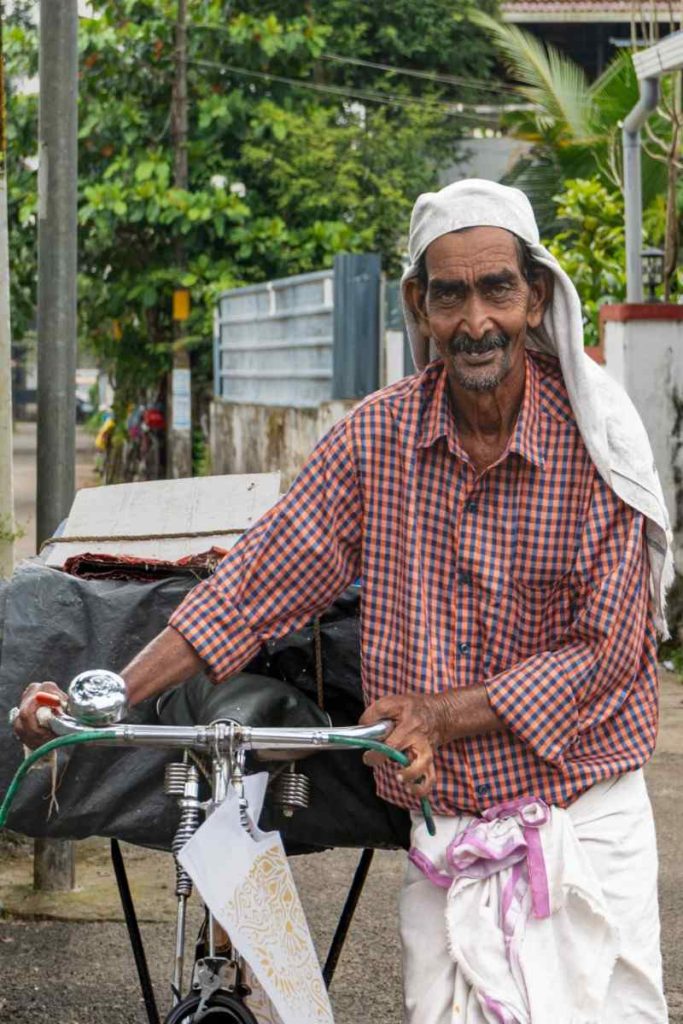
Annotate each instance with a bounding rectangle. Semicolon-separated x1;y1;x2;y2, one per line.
447;331;510;356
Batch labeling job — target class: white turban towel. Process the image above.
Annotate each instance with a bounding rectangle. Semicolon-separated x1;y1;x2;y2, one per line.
401;178;673;634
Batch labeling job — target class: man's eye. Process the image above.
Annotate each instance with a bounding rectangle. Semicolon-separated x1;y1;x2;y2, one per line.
482;284;510;300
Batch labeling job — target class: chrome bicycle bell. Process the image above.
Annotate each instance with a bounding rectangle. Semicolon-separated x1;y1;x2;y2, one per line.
67;669;129;726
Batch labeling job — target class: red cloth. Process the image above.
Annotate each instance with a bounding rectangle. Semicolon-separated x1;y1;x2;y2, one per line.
170;353;658;816
63;547;228;581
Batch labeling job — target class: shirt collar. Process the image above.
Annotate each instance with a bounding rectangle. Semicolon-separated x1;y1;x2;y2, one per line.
416;352;545;470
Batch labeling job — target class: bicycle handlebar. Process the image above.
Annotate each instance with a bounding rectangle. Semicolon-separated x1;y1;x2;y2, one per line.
5;671;436;836
48;710;394;753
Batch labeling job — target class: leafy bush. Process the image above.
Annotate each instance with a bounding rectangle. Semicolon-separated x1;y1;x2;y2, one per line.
544;179;626;347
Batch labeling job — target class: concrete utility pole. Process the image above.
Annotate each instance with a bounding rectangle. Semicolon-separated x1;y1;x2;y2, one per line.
169;0;192;479
0;2;16;579
35;0;79;892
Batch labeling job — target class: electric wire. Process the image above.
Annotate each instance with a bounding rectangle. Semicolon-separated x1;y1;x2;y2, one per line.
190;21;521;97
318;51;523;96
77;20;519;120
184;56;504;122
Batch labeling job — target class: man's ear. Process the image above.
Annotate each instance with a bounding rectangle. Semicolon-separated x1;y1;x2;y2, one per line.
527;269;552;329
404;277;430;332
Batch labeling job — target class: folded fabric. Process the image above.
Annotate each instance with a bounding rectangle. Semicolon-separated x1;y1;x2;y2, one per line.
409;795;619;1023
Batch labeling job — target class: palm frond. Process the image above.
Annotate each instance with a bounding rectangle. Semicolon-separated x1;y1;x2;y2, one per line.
468;10;592;142
501;154;565;234
588;50;640;131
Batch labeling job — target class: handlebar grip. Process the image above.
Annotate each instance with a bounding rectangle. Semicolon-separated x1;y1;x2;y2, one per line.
36;706;55;729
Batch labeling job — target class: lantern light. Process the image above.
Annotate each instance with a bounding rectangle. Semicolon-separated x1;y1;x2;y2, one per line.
640;246;665;303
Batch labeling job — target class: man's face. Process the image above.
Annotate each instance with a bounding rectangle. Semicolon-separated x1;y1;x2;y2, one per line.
408;226;546;393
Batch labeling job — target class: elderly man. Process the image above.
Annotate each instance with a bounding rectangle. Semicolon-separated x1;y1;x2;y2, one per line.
15;180;672;1023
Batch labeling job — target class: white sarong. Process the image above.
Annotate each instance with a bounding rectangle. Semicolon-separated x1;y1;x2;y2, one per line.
400;770;667;1024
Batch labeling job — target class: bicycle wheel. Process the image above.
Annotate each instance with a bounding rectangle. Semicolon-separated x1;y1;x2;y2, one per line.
163;991;258;1024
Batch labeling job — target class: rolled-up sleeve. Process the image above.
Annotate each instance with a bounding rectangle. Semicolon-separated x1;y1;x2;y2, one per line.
170;417;362;681
485;479;651;766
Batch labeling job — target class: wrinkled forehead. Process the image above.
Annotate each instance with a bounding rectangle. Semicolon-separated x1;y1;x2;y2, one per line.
421;226;522;275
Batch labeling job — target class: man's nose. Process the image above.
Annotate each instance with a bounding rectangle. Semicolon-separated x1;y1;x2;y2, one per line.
459;294;492;339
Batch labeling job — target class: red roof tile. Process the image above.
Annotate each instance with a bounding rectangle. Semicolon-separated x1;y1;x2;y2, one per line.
502;0;674;16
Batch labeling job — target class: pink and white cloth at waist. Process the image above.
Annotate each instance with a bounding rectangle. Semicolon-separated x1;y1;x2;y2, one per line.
408;793;620;1023
410;796;551;923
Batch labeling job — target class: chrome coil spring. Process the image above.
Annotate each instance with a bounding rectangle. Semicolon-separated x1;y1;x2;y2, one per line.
168;763;201;898
165;762;190;796
270;764;311;818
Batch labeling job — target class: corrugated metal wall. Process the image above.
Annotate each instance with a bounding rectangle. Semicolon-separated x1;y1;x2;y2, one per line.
214;270;334;408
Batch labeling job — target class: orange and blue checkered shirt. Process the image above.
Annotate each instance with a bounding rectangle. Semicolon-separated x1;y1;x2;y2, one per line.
170;351;658;815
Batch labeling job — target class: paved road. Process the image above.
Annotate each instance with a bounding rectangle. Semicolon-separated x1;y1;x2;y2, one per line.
12;421;98;562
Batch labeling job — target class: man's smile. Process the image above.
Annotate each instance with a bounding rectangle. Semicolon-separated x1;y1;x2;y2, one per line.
458;350;498;365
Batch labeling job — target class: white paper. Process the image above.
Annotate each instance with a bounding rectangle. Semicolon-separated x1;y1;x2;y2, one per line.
172;367;192;430
178;774;334;1024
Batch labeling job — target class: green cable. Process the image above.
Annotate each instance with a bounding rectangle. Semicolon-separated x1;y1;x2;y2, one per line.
328;734;437;836
0;731;116;830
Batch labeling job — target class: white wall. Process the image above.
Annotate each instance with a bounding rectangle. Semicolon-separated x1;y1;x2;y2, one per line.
439;137;533;187
210;398;356;491
604;315;683;569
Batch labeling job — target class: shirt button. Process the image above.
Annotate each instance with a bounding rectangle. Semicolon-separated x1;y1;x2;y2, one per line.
466;500;477;513
476;782;491;798
458;569;472;586
458;641;470;654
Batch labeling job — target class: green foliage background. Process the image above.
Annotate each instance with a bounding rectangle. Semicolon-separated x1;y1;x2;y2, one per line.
5;0;499;419
544;179;626;347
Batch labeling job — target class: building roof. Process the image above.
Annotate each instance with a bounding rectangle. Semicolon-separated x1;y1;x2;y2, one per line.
502;1;678;22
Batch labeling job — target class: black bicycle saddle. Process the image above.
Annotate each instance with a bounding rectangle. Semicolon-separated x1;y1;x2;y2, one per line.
156;671;330;730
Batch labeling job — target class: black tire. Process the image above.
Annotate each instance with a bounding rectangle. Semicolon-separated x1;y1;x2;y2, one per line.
163;991;258;1024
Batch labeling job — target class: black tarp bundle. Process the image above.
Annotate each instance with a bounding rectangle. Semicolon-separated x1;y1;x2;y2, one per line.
0;563;410;852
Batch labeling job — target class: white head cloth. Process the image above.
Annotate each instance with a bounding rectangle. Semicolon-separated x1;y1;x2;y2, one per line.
401;178;673;633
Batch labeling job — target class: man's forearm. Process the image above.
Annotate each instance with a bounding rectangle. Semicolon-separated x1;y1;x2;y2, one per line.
122;626;206;706
431;685;505;744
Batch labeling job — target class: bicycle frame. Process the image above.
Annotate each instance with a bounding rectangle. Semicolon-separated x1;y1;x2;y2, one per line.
45;697;392;1021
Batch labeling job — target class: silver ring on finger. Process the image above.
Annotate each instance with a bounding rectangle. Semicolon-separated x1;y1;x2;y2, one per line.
8;706;20;726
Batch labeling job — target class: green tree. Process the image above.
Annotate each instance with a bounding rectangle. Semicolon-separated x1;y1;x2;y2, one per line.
7;0;499;441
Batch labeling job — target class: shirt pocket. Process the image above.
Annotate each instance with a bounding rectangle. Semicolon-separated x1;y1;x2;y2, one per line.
510;574;574;660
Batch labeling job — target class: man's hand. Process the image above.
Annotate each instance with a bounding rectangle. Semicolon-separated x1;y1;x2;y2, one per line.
359;693;445;799
11;627;205;751
12;681;67;749
359;687;506;799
